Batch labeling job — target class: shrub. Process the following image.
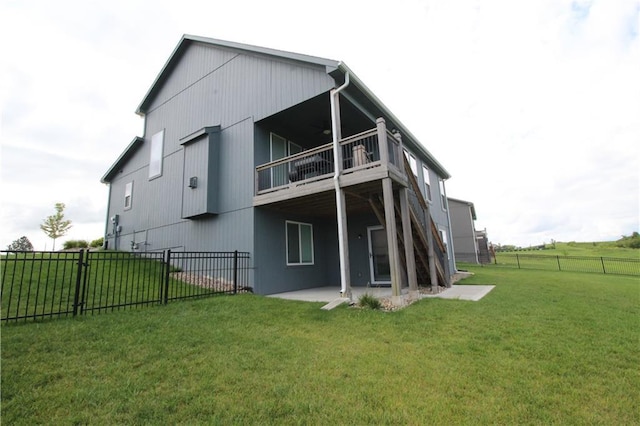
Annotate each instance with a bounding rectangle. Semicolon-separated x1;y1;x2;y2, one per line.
6;236;34;251
90;237;104;248
63;240;89;250
358;293;382;310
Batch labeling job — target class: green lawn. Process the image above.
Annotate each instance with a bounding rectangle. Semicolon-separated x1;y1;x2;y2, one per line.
2;266;639;424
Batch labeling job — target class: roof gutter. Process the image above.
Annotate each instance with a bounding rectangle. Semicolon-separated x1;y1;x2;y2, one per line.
335;63;451;180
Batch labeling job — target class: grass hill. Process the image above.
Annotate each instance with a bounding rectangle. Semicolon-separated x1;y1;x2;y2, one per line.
497;234;640;259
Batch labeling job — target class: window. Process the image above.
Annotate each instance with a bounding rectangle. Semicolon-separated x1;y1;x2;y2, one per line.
439;179;447;210
286;221;314;265
149;130;164;179
440;229;450;259
404;150;417;177
124;181;133;210
422;165;432;201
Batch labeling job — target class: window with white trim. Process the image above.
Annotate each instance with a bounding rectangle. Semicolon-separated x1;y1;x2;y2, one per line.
286;220;314;265
149;130;164;179
124;181;133;210
439;179;447;210
422;165;432;202
440;229;450;259
404;150;417;178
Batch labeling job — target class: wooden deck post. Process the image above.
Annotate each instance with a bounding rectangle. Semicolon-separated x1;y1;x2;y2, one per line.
376;118;389;166
382;178;402;305
399;187;418;294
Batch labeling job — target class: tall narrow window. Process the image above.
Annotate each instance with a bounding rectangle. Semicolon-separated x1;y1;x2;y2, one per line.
439;179;447;210
286;221;314;265
422;165;432;201
440;229;450;259
149;129;164;179
124;181;133;210
404;150;417;177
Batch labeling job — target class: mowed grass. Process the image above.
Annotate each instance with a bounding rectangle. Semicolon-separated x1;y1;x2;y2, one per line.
2;266;639;424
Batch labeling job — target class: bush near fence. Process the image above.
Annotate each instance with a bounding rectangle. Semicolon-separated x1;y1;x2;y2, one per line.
494;253;640;276
1;250;251;324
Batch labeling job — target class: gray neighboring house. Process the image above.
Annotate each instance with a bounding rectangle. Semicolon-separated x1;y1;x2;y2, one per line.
447;198;491;264
101;35;456;301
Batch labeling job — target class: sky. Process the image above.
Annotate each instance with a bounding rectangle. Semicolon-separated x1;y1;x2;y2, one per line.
1;0;639;250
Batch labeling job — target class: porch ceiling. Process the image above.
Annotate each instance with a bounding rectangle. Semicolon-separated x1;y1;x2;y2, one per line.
257;92;374;148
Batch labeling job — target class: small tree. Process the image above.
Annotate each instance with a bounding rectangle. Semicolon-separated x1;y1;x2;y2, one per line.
40;203;72;251
6;236;34;251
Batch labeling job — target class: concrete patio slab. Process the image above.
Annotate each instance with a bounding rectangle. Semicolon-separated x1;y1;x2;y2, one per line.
422;285;495;301
267;284;495;303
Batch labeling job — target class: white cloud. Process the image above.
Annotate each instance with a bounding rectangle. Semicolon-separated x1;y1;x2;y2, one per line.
1;0;638;250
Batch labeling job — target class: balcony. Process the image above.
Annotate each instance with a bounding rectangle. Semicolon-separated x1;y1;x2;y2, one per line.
254;120;408;209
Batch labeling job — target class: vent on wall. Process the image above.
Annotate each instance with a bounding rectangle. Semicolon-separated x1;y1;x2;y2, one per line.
188;176;198;188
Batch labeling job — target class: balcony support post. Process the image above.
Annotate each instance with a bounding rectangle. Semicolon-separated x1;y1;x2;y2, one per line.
382;178;402;305
400;187;418;294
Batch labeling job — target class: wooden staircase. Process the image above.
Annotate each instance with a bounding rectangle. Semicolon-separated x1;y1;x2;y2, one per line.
368;158;450;288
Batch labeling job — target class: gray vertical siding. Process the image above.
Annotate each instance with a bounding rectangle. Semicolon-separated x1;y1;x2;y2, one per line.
105;39;456;293
448;200;478;262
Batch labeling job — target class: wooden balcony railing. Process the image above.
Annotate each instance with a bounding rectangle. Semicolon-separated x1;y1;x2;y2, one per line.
255;120;403;195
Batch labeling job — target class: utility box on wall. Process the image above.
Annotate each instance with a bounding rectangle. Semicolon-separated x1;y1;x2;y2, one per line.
180;126;221;218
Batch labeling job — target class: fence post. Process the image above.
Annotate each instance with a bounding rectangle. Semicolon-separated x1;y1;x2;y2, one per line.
601;257;606;274
233;250;238;294
163;250;171;305
556;255;561;271
516;254;520;269
72;249;85;317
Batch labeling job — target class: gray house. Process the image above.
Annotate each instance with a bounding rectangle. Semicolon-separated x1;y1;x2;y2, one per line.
447;198;491;264
101;35;455;302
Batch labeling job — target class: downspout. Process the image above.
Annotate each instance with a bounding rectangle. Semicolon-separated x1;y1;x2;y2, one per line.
330;71;350;296
103;183;112;250
442;179;457;277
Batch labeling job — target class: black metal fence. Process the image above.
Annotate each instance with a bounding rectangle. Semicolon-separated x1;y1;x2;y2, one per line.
1;250;251;324
494;253;640;276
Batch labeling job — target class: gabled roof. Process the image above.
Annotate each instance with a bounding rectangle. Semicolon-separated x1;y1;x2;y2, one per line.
134;34;450;179
136;34;340;116
448;197;477;220
101;137;144;183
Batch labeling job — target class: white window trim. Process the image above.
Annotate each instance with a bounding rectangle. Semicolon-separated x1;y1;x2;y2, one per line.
149;129;165;180
124;181;133;210
422;165;432;202
285;220;314;266
439;179;447;211
440;228;450;260
403;149;417;177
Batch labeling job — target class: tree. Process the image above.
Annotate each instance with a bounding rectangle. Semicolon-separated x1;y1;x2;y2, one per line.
6;236;34;251
40;203;72;251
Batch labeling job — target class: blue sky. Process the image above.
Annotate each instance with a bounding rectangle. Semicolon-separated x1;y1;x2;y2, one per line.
1;0;638;250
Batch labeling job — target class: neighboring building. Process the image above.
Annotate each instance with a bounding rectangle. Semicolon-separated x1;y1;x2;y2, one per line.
101;35;455;301
447;198;491;264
